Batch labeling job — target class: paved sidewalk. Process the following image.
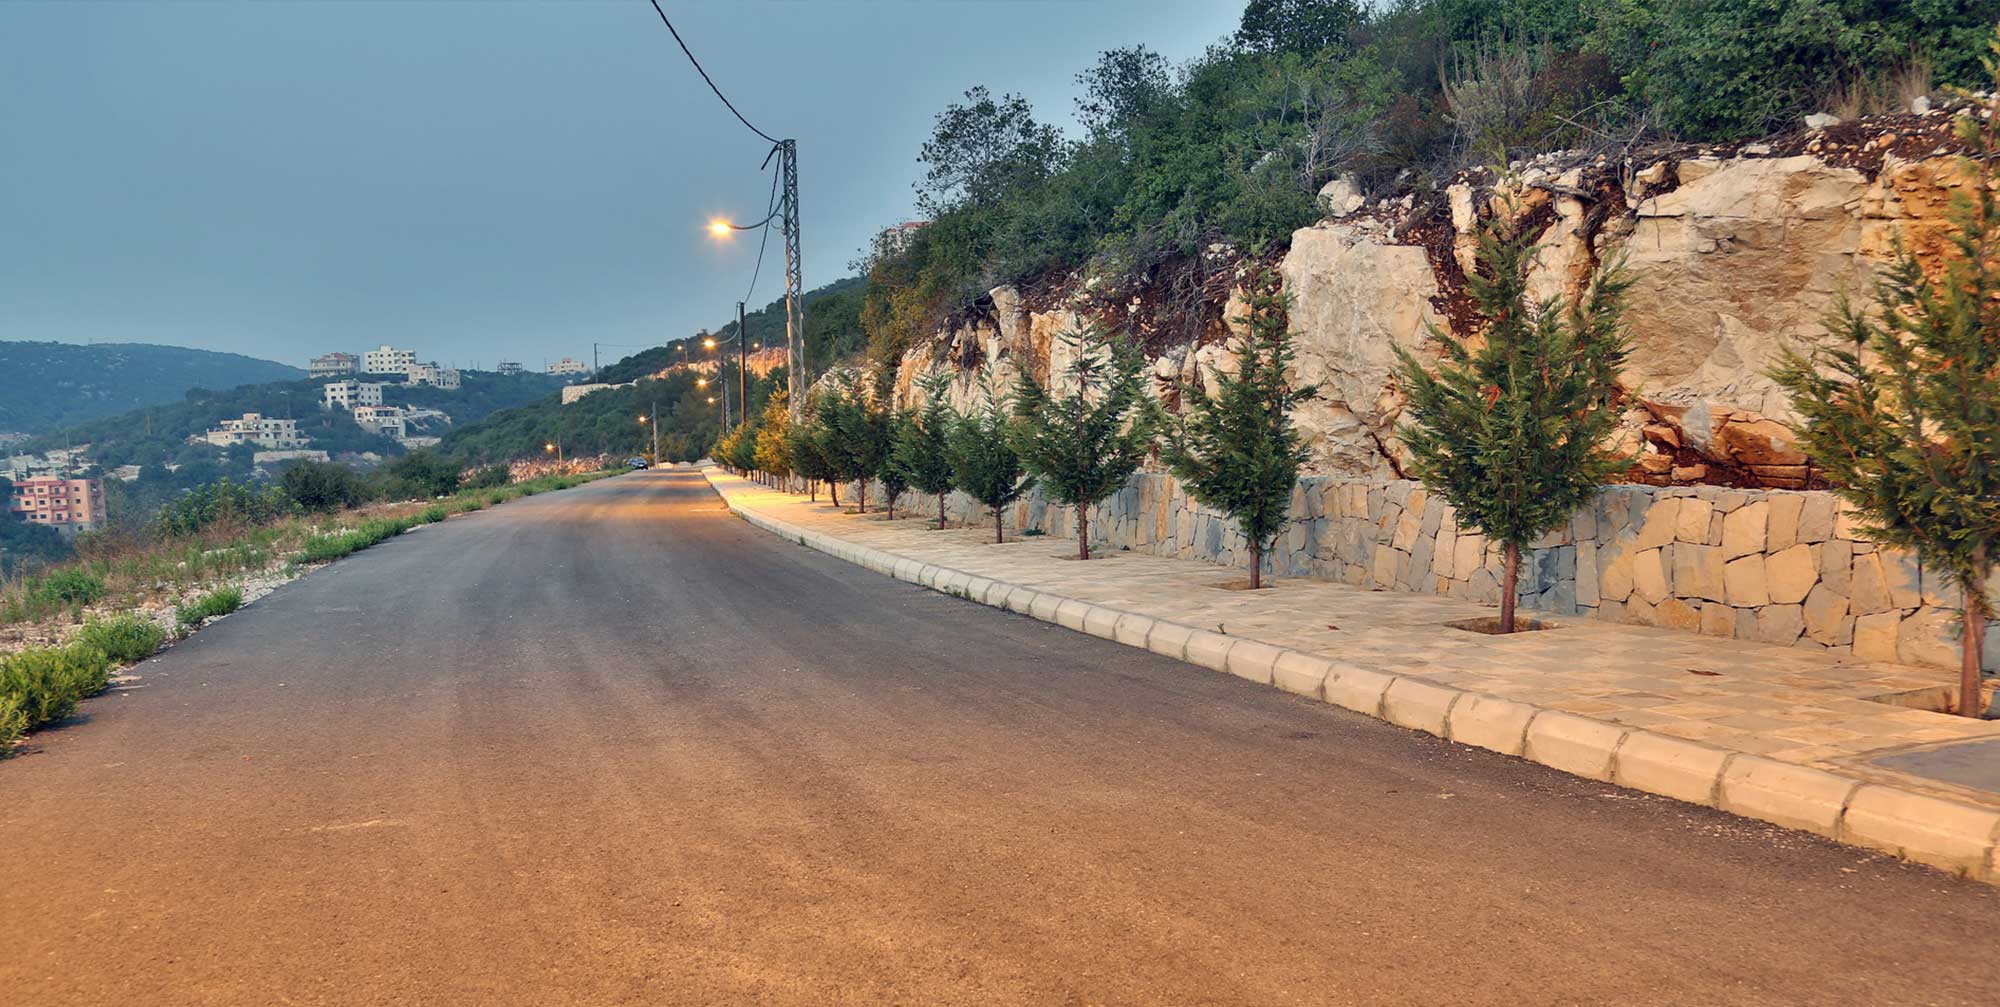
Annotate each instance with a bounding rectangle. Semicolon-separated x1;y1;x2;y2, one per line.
703;469;2000;882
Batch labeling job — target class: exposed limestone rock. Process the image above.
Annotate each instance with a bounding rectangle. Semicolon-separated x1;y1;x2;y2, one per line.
1318;176;1365;218
1279;224;1441;477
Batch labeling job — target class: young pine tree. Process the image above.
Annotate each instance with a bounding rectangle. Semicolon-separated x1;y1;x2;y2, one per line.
949;379;1029;544
1770;72;2000;716
876;407;913;520
1163;262;1319;589
819;383;892;513
787;393;837;503
1009;323;1155;560
894;373;961;530
1393;194;1631;633
752;391;793;483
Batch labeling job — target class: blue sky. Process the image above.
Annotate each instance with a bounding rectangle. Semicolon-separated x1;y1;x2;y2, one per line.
0;1;1242;369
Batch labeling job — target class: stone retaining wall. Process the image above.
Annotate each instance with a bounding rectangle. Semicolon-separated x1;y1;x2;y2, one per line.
746;471;1995;673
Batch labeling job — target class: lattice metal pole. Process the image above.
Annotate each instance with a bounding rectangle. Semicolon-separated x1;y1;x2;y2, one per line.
780;138;803;416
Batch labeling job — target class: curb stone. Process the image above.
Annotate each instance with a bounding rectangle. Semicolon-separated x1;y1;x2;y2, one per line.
706;470;2000;885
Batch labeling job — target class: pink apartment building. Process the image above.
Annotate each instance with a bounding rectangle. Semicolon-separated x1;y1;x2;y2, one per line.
6;476;105;535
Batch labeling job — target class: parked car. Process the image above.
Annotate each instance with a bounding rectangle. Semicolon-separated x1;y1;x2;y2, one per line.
626;457;649;469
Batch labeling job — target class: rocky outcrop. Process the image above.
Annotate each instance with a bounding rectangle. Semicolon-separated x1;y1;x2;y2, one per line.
890;104;1978;488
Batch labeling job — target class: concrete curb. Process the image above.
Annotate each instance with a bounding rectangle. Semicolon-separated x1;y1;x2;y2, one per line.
705;470;2000;885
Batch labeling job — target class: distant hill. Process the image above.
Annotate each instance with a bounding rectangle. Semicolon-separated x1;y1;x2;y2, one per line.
0;341;305;434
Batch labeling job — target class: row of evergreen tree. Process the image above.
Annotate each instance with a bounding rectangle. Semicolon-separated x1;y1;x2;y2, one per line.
720;75;2000;711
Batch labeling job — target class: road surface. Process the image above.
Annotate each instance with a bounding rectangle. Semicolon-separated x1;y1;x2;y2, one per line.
3;469;1996;1005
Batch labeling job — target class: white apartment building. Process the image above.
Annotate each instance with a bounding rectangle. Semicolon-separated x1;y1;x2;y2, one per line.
204;413;306;449
353;405;408;440
362;344;417;376
495;361;524;375
406;362;461;390
547;356;591;376
322;380;385;410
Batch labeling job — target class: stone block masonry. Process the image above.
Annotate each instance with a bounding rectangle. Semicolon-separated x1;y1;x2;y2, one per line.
806;470;1998;677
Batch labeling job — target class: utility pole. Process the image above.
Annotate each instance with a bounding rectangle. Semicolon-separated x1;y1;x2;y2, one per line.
650;400;659;463
777;138;803;416
738;300;749;424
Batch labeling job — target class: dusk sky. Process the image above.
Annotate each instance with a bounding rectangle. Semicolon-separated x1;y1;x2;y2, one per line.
1;1;1242;370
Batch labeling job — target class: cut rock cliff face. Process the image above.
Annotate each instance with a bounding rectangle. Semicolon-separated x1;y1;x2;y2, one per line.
893;104;1978;488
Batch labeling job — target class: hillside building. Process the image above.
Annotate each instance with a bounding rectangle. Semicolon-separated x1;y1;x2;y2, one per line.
7;476;105;536
362;345;417;376
308;352;359;378
204;413;306;449
547;357;591;377
353;405;408;440
406;362;461;390
495;361;524;375
322;380;385;410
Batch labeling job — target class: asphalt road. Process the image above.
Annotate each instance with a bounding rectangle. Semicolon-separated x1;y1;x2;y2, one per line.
3;468;1997;1006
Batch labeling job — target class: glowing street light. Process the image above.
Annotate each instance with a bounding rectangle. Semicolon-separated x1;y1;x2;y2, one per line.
707;218;732;238
696;377;708;388
703;337;717;350
706;396;716;404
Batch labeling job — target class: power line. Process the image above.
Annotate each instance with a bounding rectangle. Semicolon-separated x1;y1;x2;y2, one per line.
646;0;779;146
743;164;780;307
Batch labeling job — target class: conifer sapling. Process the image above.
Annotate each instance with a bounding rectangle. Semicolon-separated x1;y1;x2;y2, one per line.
1163;261;1319;589
1009;322;1155;560
1393;191;1631;633
1771;57;2000;715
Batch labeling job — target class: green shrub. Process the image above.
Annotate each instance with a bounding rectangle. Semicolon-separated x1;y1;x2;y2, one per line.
0;644;111;730
486;491;506;506
32;568;106;607
176;586;244;629
0;692;26;755
281;460;369;513
75;614;166;664
418;504;449;524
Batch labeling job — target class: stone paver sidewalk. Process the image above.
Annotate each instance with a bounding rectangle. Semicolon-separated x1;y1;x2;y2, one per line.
703;469;2000;882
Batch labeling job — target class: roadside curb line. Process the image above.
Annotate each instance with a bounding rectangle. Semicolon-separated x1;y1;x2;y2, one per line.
704;470;2000;885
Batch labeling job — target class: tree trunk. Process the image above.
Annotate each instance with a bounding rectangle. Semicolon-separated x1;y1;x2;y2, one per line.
828;481;839;508
809;479;817;502
1963;546;1988;718
1077;506;1090;561
1250;541;1262;590
886;492;895;521
857;479;867;514
994;507;1004;544
938;492;947;531
1500;542;1520;634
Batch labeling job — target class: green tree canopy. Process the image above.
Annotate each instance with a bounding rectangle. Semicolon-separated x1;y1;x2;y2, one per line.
1393;190;1631;632
1163;261;1319;588
1009;323;1155;560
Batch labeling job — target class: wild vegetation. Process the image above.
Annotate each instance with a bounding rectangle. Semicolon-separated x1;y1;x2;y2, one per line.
854;0;2000;375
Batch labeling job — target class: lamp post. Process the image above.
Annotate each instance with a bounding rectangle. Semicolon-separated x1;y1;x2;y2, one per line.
544;440;563;471
703;335;730;432
638;404;659;464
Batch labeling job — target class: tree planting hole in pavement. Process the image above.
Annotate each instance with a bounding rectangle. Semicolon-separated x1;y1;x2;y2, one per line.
1445;616;1557;635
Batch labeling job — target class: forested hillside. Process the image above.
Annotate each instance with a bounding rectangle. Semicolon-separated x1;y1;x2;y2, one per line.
595;276;866;384
0;341;303;434
18;371;563;466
